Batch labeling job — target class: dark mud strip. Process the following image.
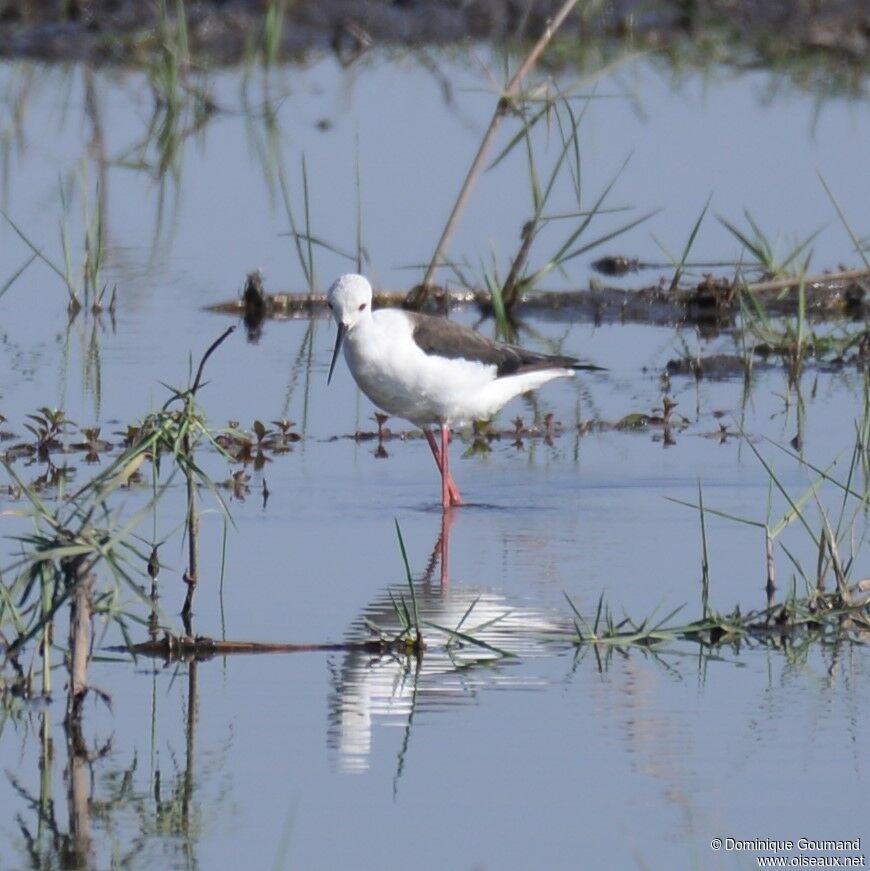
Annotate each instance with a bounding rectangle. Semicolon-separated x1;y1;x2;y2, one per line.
118;634;426;662
211;268;869;329
0;1;867;65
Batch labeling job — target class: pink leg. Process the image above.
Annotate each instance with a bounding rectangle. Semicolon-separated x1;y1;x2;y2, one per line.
439;423;450;508
423;427;463;507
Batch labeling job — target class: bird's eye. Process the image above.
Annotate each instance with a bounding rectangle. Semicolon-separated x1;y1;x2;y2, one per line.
358;302;367;311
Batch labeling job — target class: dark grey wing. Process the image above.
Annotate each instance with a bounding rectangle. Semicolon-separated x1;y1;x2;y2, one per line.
409;312;589;377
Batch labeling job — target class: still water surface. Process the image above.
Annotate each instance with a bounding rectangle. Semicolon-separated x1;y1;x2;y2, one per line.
0;47;867;869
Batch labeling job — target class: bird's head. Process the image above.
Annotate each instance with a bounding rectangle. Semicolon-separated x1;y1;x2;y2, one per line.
326;274;373;384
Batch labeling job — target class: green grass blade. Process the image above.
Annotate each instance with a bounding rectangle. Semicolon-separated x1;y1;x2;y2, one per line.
0;253;37;300
670;193;711;291
818;172;870;270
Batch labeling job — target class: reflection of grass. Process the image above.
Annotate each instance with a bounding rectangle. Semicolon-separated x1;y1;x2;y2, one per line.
263;0;288;67
8;666;228;871
2;203;81;314
279;156;317;294
0;3;867;104
145;2;216;179
547;25;870;101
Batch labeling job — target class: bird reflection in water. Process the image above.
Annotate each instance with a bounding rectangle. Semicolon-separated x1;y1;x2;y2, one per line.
326;514;571;780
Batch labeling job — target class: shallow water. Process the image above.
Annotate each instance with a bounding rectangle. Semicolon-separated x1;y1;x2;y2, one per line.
0;48;868;870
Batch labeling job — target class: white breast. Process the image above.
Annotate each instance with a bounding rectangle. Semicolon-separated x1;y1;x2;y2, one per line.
340;311;489;425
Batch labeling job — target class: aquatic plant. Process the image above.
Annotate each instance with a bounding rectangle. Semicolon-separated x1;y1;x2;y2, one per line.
414;0;582;304
0;328;236;717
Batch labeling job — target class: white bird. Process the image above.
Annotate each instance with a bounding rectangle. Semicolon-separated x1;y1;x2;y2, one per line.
326;274;600;508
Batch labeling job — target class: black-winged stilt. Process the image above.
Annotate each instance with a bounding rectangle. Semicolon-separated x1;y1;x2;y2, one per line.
326;273;600;508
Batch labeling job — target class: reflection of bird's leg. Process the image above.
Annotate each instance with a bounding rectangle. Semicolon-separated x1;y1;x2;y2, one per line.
439;505;455;587
422;504;454;587
423;428;463;507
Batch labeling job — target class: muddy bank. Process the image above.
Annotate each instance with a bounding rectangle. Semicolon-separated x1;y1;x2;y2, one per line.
212;267;869;330
0;1;868;68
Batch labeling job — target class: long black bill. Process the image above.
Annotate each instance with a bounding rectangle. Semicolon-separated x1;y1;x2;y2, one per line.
327;322;346;385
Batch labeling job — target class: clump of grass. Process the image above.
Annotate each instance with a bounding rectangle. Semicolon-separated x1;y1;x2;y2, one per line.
1;171;116;317
0;406;305;502
722;187;868;383
719;209;821;280
413;0;583;306
496;100;655;316
735;274;866;384
388;520;424;654
736;263;806;384
565;414;868;663
0;328;236;717
419;90;655;333
567;583;869;663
